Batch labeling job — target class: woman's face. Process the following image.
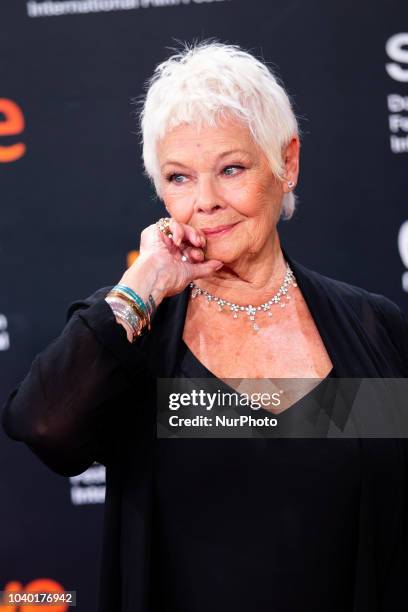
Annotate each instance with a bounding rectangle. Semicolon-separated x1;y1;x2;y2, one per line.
157;117;298;263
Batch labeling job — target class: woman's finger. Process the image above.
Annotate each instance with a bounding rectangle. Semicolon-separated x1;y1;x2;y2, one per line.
181;245;205;262
167;219;205;249
180;223;206;249
167;218;186;247
185;259;224;279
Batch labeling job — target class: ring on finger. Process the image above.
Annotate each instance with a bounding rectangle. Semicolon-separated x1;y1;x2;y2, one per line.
156;217;173;238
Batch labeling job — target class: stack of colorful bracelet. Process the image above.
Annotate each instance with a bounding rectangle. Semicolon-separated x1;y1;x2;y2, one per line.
105;284;156;342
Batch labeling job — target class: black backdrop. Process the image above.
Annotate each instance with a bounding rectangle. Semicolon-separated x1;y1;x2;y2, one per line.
1;1;407;609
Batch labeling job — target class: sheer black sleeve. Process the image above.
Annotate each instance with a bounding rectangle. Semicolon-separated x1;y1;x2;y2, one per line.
1;286;150;476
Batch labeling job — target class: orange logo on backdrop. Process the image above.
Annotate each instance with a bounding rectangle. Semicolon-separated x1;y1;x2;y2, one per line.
0;99;26;163
127;250;139;266
0;578;67;611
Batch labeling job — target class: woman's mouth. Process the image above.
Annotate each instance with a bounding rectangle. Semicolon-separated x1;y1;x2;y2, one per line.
201;221;240;238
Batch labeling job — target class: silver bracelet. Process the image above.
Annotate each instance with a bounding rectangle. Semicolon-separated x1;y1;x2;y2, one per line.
106;297;141;327
106;298;141;327
109;307;142;341
114;313;135;341
105;297;144;339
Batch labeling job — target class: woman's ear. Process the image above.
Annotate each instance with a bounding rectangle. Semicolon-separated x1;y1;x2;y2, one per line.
282;137;300;193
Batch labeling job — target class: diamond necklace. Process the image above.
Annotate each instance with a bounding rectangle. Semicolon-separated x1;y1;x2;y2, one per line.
189;262;298;332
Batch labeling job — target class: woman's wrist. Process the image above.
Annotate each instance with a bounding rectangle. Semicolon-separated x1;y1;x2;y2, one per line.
105;254;170;343
118;254;169;309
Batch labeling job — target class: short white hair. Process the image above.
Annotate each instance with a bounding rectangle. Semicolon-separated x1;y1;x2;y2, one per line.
140;41;300;220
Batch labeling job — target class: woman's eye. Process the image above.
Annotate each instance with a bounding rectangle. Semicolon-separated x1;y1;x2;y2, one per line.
223;165;244;176
168;173;187;184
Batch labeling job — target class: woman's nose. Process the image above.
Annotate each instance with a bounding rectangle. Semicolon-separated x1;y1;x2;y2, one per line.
195;175;223;213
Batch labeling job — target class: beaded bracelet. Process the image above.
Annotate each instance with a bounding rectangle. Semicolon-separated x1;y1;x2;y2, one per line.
106;297;143;331
105;296;145;340
109;286;151;327
106;283;157;340
108;291;150;332
104;299;134;338
109;292;150;330
114;312;137;340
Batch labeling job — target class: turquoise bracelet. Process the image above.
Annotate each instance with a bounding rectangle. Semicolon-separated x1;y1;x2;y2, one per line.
113;284;148;315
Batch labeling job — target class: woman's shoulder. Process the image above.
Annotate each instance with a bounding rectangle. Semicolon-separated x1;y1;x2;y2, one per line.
307;265;405;322
298;261;408;362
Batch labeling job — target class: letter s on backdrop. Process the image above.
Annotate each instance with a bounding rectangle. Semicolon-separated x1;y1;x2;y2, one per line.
386;33;408;82
0;98;26;162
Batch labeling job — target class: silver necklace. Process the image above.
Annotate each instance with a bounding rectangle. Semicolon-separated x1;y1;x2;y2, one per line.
189;262;298;332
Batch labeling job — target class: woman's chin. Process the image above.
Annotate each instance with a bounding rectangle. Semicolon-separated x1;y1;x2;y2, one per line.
205;245;237;263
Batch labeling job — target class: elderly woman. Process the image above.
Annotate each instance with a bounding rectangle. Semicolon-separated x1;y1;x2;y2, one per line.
2;42;408;612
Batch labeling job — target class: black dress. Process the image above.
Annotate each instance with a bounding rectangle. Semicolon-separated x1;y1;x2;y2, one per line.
3;251;407;611
151;339;361;611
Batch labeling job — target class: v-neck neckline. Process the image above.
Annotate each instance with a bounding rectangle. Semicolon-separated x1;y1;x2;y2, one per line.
148;246;382;379
176;336;336;419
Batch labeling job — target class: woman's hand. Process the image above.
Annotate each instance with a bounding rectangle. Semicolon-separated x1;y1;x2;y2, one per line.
117;218;224;307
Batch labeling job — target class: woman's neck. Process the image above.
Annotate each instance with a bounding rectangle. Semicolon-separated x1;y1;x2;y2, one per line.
197;235;287;305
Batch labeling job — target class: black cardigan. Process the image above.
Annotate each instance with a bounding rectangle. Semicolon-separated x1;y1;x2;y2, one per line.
2;251;408;612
